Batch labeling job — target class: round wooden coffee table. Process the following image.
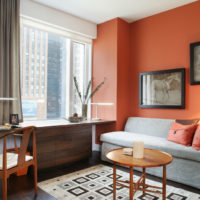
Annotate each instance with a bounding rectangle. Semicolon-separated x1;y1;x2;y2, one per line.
106;148;173;200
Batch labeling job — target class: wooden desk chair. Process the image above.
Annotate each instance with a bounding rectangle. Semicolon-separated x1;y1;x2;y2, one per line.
0;126;37;200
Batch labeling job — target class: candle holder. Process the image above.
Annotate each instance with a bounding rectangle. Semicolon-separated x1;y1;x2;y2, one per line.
133;141;144;159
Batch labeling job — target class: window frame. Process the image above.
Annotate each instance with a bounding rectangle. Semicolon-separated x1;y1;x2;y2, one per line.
20;16;92;120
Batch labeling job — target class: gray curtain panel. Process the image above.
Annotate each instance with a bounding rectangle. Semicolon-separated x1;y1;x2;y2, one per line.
0;0;23;124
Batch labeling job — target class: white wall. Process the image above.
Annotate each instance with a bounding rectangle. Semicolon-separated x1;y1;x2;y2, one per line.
20;0;97;39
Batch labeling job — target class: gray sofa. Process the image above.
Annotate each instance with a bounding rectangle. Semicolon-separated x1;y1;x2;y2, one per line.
100;117;200;189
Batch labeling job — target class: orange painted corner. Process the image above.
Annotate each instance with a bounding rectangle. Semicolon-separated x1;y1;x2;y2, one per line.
130;1;200;119
92;1;200;143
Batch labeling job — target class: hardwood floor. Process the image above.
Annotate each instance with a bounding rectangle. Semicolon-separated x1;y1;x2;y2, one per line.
1;151;199;199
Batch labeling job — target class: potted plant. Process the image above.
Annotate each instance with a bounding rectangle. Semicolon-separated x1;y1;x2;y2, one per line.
74;77;105;119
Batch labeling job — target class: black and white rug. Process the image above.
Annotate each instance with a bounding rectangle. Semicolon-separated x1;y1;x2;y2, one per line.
38;164;200;200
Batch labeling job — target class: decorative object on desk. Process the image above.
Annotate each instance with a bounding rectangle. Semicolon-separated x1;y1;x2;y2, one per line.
82;104;88;120
10;114;19;125
190;41;200;85
74;76;105;119
0;98;18;125
68;113;83;123
139;68;185;109
91;102;114;120
122;148;133;156
0;123;11;130
133;141;144;159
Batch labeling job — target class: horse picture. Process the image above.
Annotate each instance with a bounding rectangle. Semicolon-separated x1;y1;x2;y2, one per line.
140;68;185;108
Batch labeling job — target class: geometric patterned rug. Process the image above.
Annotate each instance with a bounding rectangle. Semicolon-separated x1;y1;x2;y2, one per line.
38;164;200;200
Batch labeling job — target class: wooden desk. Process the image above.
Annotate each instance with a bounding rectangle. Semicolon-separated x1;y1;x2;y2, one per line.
23;119;115;169
0;120;115;170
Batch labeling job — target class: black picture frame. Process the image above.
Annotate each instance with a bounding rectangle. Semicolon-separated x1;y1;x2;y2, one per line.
10;114;19;125
139;68;185;109
190;41;200;85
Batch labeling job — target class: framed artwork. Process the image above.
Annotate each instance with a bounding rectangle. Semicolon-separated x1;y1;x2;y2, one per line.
139;68;185;109
190;41;200;85
10;114;19;125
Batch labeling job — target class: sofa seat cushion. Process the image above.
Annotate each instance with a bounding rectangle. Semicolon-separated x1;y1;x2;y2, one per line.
0;153;33;170
100;131;200;162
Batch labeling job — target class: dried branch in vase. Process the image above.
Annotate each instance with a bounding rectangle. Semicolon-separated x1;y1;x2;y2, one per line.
73;76;105;104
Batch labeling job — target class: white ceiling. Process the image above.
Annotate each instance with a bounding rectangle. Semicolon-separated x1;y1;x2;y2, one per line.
33;0;197;24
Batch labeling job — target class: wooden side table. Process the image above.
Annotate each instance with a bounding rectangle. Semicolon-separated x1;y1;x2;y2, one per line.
106;148;173;200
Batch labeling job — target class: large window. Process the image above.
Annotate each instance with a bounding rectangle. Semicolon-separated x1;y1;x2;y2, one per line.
20;20;91;120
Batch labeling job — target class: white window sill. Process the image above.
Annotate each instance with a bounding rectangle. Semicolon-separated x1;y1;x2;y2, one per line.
20;119;115;128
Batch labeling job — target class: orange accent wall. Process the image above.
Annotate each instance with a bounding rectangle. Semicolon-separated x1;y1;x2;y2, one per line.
92;19;118;121
93;1;200;143
116;19;131;130
92;18;131;143
130;1;200;119
92;19;117;143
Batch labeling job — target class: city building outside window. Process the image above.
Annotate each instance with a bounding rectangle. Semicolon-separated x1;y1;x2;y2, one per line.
20;18;92;120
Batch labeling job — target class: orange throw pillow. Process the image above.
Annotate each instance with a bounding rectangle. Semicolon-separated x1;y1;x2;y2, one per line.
192;125;200;150
167;122;197;146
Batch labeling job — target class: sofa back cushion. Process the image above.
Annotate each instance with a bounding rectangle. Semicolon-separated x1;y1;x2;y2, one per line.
192;125;200;150
175;119;199;125
167;122;197;146
124;117;174;138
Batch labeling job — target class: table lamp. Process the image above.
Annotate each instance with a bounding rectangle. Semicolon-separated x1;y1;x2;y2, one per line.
90;102;113;120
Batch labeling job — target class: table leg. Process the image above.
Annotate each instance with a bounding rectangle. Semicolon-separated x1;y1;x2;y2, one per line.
130;167;133;200
163;165;166;200
143;168;146;196
113;164;116;200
